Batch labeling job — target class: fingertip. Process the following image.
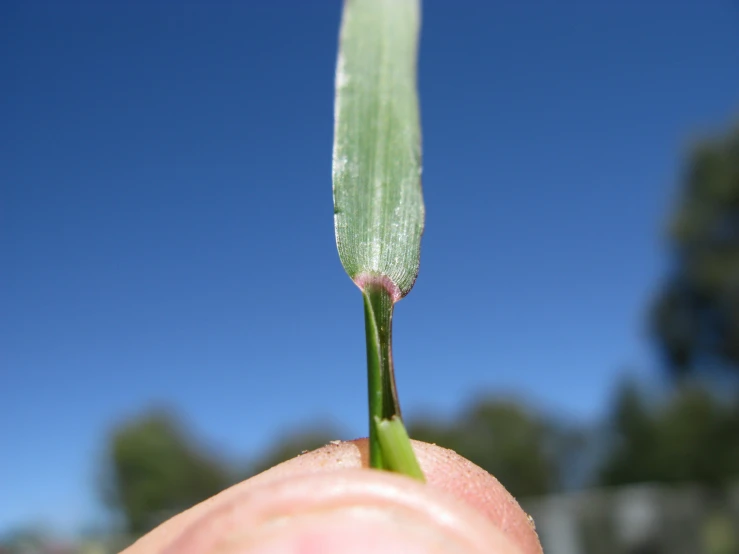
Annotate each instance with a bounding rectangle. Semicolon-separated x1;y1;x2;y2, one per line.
165;470;522;554
123;439;542;554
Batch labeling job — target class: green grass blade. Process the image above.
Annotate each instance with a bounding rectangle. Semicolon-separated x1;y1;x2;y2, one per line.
333;0;425;478
332;0;424;299
362;282;399;469
375;416;425;481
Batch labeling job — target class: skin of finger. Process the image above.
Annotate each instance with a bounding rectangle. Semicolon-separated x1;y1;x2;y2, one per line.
122;439;542;554
162;469;521;554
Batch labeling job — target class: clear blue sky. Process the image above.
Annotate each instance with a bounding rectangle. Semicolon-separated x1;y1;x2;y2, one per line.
2;0;738;535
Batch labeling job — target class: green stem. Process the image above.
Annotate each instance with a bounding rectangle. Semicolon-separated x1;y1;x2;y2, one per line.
362;281;423;480
375;416;425;481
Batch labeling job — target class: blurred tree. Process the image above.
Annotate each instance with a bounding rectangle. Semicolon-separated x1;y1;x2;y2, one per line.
409;399;559;497
598;381;660;485
599;381;739;487
103;410;232;536
0;526;50;554
651;123;739;377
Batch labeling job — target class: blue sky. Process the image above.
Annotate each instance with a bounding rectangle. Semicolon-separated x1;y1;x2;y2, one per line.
2;0;738;535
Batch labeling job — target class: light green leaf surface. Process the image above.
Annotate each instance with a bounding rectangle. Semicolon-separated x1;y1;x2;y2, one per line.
375;416;425;481
332;0;424;300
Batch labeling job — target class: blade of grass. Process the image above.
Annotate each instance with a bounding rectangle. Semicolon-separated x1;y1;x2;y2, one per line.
375;416;425;481
362;281;399;470
333;0;424;297
332;0;425;480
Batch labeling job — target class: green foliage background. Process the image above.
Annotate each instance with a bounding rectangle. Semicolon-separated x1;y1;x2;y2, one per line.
652;124;739;377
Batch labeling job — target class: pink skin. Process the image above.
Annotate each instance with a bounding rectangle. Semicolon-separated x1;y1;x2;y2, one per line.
123;440;542;554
